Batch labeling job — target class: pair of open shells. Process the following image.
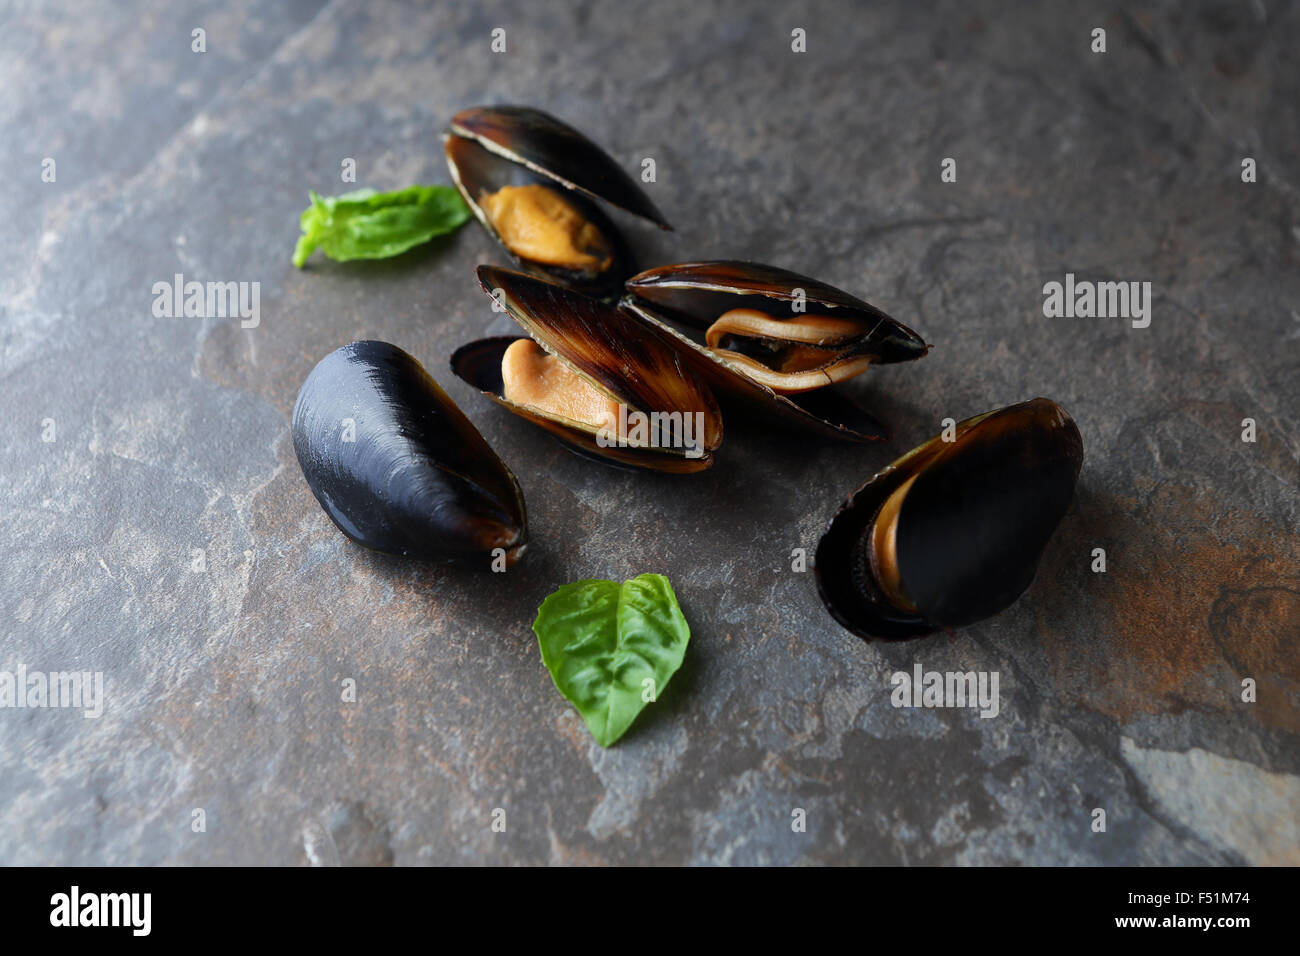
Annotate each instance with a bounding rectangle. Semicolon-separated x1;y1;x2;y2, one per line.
442;107;1082;638
445;108;928;464
450;260;929;473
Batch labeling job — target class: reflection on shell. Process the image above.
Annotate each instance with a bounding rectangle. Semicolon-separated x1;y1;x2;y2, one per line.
452;266;723;473
815;398;1084;640
445;105;670;298
622;260;930;442
292;341;528;567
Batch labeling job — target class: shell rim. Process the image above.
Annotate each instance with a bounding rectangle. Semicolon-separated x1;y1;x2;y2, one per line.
444;135;631;297
447;106;672;229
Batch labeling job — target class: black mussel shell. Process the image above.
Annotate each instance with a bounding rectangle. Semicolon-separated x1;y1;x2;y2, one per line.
292;341;527;566
624;260;927;364
621;259;928;442
449;106;671;228
618;297;890;442
445;106;668;299
445;135;634;299
452;267;723;473
815;398;1083;640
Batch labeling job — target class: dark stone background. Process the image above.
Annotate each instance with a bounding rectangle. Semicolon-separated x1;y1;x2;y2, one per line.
1;0;1296;865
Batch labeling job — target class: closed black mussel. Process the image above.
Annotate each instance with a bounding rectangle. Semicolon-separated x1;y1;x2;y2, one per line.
292;341;528;567
622;261;929;441
445;105;671;299
815;398;1083;639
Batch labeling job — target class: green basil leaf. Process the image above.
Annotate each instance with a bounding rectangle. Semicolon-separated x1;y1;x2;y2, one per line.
292;185;471;267
533;573;690;747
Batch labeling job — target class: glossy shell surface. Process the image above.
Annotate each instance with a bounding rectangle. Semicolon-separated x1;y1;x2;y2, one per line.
622;261;930;441
815;398;1084;640
292;341;528;566
450;106;671;228
445;106;669;297
452;267;722;473
625;260;927;363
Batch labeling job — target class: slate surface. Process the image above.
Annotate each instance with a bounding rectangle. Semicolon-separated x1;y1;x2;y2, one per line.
1;0;1297;865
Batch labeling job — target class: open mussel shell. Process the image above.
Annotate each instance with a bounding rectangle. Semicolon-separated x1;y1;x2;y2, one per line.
445;105;670;298
451;266;723;473
450;106;671;228
292;341;528;567
815;399;1083;640
625;260;927;362
622;261;929;441
618;298;888;441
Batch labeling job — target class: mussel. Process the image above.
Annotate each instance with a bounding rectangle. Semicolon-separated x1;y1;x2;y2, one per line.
815;398;1083;640
292;341;528;567
444;106;671;299
451;265;723;473
621;261;928;441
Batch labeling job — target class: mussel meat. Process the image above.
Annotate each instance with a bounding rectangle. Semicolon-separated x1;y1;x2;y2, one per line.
445;106;671;299
622;261;928;441
452;265;723;473
292;341;528;567
815;398;1083;639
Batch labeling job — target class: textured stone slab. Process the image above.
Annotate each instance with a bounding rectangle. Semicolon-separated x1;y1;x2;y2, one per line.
0;0;1296;865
